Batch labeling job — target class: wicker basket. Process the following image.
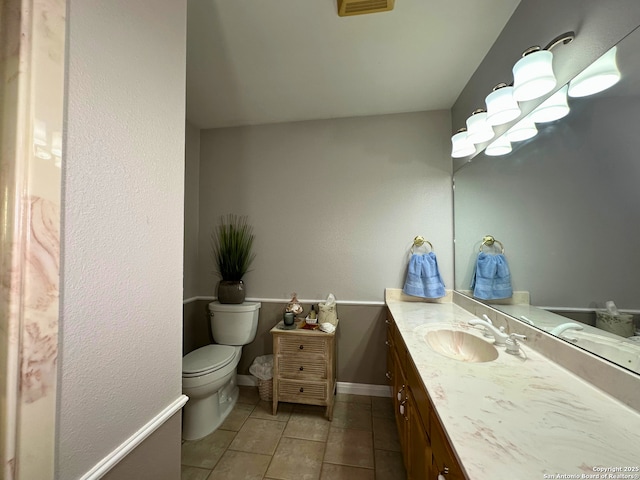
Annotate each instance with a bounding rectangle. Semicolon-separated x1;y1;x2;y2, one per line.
258;378;273;401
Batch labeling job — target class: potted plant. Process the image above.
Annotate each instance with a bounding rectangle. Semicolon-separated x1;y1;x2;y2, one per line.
211;214;255;304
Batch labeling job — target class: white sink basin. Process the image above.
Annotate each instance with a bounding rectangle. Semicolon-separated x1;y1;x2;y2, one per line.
425;329;499;363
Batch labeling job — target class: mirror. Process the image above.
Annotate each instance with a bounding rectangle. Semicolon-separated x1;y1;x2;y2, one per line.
453;26;640;375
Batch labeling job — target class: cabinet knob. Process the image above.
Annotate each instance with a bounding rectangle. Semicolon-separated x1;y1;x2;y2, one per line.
385;371;392;380
385;319;391;325
397;385;405;401
299;345;304;350
299;366;304;371
299;387;304;393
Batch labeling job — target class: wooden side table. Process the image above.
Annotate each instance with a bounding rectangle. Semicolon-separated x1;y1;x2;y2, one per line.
270;322;337;420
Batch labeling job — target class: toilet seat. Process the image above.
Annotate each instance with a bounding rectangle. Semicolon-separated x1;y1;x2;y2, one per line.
183;345;237;378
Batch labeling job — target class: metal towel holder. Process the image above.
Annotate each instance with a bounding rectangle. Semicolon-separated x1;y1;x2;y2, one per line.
479;235;505;253
410;235;434;254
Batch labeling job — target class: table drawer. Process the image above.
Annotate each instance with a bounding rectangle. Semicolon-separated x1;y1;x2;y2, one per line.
278;357;327;379
277;379;326;402
277;336;327;356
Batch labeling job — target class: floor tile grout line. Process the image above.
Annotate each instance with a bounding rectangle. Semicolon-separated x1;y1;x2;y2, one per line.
182;387;402;480
262;416;287;479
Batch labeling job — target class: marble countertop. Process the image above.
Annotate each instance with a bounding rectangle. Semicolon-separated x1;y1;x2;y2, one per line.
386;299;640;480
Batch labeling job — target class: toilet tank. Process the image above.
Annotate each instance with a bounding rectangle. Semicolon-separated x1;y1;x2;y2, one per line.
208;301;261;346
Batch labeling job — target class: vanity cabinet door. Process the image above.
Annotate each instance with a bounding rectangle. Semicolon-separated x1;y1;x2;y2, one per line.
386;316;394;386
430;411;465;480
407;389;432;480
392;346;408;464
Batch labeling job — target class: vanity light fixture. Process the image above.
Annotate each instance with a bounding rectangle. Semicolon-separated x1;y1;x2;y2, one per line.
451;128;476;158
465;109;495;144
505;116;538;142
512;32;575;102
568;46;621;97
485;83;521;126
529;84;570;123
485;135;512;156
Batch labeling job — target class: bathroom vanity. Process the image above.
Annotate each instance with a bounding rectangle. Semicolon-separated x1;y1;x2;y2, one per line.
271;323;337;419
385;290;640;479
387;310;465;479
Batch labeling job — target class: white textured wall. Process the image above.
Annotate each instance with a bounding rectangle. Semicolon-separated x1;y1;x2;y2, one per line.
198;111;453;302
58;1;186;478
184;121;201;300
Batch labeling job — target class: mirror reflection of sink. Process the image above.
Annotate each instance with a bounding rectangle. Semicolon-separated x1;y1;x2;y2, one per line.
425;329;499;363
566;332;640;373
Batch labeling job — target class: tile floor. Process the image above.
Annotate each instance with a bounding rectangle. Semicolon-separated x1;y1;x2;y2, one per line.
181;387;407;480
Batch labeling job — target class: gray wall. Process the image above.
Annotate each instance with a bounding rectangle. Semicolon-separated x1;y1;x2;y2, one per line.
184;121;201;299
184;300;387;385
59;0;186;477
196;111;453;302
451;0;640;171
185;111;453;387
103;413;181;480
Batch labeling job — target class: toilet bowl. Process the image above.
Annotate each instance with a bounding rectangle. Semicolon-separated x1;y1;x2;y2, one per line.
181;301;261;440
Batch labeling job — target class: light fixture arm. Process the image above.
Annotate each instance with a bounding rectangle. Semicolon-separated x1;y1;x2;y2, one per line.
543;31;575;51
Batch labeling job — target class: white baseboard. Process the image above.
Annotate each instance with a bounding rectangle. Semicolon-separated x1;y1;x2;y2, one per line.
237;375;390;398
80;395;188;480
237;374;258;386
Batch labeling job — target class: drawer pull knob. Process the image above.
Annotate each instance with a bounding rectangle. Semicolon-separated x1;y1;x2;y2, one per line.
385;340;391;347
299;387;304;393
299;366;304;371
299;345;304;350
385;371;392;380
385;319;391;325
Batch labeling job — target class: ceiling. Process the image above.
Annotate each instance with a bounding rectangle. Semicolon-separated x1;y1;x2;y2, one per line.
186;0;521;129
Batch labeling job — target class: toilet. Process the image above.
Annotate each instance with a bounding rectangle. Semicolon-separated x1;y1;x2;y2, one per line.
182;301;261;440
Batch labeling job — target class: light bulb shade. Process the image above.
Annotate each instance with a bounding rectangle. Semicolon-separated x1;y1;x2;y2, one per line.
485;86;521;126
505;116;538;142
568;46;621;98
485;136;512;156
530;85;570;123
465;111;495;144
451;130;476;158
513;50;556;102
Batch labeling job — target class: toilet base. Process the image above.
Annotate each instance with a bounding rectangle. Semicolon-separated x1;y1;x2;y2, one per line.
182;375;239;441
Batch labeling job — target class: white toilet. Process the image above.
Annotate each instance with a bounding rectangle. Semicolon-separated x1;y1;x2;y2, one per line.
182;301;261;440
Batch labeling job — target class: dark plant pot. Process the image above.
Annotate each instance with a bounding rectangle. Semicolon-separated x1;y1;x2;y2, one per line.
217;280;245;304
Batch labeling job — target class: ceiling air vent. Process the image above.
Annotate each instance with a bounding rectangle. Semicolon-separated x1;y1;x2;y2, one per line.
337;0;395;17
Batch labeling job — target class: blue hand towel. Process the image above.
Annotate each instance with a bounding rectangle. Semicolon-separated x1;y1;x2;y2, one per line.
402;252;446;299
470;252;513;300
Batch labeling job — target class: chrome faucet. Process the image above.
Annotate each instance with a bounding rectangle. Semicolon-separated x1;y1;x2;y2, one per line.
468;317;509;346
549;322;584;336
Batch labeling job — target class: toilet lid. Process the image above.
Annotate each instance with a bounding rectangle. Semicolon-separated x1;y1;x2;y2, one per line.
182;345;237;375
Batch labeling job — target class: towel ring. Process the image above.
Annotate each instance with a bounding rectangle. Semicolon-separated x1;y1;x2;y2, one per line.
411;235;433;254
479;235;505;253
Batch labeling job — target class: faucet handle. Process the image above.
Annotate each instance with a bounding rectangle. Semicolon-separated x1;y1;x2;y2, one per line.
475;315;494;338
505;333;527;355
